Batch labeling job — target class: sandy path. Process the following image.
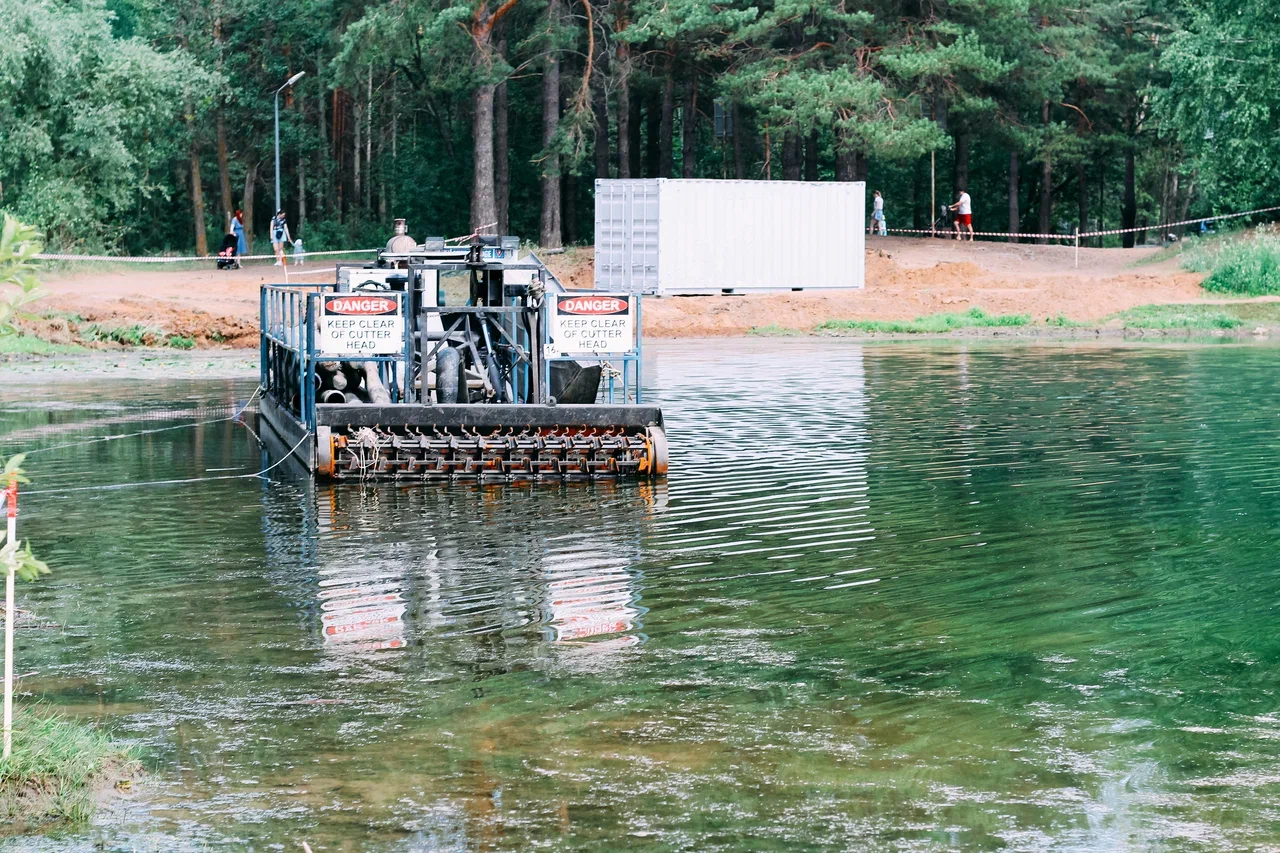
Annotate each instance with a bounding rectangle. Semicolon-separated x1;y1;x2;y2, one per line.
29;239;1209;344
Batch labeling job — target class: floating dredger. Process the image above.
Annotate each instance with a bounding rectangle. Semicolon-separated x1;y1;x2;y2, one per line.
257;220;667;481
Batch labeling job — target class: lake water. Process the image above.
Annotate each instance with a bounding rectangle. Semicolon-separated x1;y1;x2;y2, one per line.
3;341;1280;851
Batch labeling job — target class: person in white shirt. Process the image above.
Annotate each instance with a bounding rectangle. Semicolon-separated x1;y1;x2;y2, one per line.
949;190;973;241
869;190;886;236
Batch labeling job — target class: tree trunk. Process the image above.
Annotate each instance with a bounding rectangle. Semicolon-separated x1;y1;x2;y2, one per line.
733;104;744;179
364;66;373;214
1122;145;1137;248
835;128;855;182
495;49;510;234
317;87;328;216
468;5;503;236
628;91;642;178
659;64;675;177
353;96;363;216
782;132;801;180
855;151;869;184
1008;149;1020;243
216;114;232;229
298;158;307;235
190;146;208;255
242;161;257;254
1077;162;1088;236
644;93;660;177
563;174;578;245
1038;101;1052;243
471;84;497;233
617;71;631;178
593;30;610;179
954;130;970;194
681;74;697;178
804;130;819;181
540;0;562;249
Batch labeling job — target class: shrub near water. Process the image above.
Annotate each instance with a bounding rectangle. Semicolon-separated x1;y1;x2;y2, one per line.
1184;234;1280;295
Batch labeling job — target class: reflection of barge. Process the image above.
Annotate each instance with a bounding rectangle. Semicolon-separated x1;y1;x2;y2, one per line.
258;221;668;481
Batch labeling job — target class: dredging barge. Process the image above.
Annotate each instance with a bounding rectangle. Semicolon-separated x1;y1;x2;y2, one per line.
258;221;667;481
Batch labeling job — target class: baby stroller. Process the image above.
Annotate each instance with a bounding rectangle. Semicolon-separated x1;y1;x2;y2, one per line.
217;233;240;270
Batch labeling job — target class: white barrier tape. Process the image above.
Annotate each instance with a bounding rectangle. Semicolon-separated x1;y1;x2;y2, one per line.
34;248;377;263
1078;205;1280;238
887;203;1280;242
886;227;1071;241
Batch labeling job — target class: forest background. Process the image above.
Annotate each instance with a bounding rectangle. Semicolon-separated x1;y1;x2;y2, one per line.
0;0;1273;256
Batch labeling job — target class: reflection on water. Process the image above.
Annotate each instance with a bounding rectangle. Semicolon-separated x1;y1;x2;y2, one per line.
4;342;1280;851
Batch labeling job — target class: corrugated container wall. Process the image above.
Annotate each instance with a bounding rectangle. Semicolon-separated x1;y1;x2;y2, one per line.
594;179;865;294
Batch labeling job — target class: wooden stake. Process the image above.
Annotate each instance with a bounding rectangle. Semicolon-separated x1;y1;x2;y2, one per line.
3;479;16;760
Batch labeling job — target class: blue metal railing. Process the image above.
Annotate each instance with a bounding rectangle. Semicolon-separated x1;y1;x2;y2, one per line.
261;283;415;431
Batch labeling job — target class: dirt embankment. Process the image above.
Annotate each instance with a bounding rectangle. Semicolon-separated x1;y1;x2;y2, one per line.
23;239;1212;346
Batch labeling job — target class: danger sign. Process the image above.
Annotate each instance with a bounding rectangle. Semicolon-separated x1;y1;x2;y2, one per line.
319;291;404;355
548;293;635;356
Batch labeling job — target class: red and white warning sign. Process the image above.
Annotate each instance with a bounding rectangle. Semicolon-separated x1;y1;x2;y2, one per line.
319;292;404;355
548;293;635;357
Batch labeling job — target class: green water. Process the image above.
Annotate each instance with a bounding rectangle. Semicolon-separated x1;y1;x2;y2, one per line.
4;341;1280;850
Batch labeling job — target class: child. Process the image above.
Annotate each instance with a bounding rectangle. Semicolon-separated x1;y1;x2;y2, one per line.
292;237;305;266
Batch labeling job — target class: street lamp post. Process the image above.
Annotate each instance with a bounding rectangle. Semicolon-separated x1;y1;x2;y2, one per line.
274;71;307;215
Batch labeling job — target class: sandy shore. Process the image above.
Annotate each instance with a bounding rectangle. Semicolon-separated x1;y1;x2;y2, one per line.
18;238;1231;345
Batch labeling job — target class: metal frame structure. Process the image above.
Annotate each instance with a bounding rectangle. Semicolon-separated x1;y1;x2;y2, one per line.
257;244;663;482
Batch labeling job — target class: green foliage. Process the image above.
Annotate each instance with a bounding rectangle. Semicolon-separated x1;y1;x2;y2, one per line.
0;0;205;251
0;707;135;826
0;0;1249;256
1184;235;1280;296
1159;0;1280;213
1;454;51;583
80;323;159;347
0;216;43;337
166;335;196;350
817;307;1031;334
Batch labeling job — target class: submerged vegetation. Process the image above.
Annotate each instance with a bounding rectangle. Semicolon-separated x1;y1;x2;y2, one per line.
0;709;136;830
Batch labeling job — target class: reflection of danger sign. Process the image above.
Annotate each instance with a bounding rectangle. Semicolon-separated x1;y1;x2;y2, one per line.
549;293;635;356
319;292;403;354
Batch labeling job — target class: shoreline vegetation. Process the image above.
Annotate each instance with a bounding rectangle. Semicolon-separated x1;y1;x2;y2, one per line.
0;708;138;833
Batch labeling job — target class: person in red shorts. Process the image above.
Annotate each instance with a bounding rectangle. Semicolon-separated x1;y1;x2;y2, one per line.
949;189;974;241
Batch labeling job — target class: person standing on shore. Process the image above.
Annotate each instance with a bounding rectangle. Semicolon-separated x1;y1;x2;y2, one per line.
870;190;886;237
232;209;247;256
270;210;291;266
949;189;974;241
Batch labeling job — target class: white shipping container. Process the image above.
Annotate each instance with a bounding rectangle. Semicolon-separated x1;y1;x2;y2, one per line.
594;179;865;294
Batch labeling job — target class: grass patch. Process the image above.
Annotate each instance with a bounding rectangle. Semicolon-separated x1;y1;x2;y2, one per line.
0;709;137;831
818;307;1032;335
0;335;87;355
747;323;805;336
80;323;161;347
1110;302;1280;329
1045;314;1091;327
166;335;196;350
1183;233;1280;295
